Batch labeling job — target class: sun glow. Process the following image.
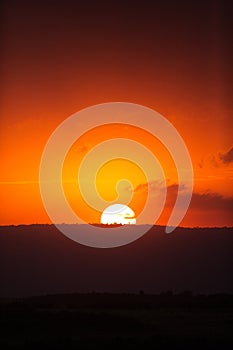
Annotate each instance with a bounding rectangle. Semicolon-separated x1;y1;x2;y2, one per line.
101;204;136;225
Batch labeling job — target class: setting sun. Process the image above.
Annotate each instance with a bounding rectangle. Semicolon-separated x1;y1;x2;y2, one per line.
101;204;136;225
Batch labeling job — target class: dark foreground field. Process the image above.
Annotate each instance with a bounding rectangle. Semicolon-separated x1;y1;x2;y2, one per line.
1;225;233;348
1;293;233;349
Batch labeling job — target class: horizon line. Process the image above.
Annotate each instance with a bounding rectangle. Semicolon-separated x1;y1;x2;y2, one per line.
0;223;232;229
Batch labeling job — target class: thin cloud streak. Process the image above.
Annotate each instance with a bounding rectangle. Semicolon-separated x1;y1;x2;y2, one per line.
0;181;39;185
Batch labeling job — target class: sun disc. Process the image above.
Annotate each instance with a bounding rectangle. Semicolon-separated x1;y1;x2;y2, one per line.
101;204;136;225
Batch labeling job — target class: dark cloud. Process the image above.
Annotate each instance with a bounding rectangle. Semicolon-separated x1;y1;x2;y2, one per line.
131;180;233;212
199;147;233;168
132;180;162;194
219;147;233;164
133;183;147;193
166;185;233;211
199;154;219;168
133;182;186;195
190;192;233;211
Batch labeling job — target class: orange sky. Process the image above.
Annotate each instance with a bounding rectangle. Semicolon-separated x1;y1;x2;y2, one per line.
0;0;232;227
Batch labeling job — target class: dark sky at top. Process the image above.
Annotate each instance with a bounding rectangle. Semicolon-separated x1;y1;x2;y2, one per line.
1;0;232;115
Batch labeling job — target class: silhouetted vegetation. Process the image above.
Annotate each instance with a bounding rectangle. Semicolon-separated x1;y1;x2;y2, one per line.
0;293;233;349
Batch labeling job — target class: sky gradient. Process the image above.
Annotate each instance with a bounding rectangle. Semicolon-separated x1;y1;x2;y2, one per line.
1;0;232;226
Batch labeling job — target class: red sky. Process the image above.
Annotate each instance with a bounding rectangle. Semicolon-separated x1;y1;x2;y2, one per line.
0;0;232;227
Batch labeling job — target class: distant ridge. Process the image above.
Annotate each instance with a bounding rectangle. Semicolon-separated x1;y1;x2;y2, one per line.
0;225;232;297
1;223;232;229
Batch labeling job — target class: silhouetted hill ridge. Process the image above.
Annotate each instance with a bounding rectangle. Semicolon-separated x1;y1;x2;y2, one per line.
0;225;232;297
